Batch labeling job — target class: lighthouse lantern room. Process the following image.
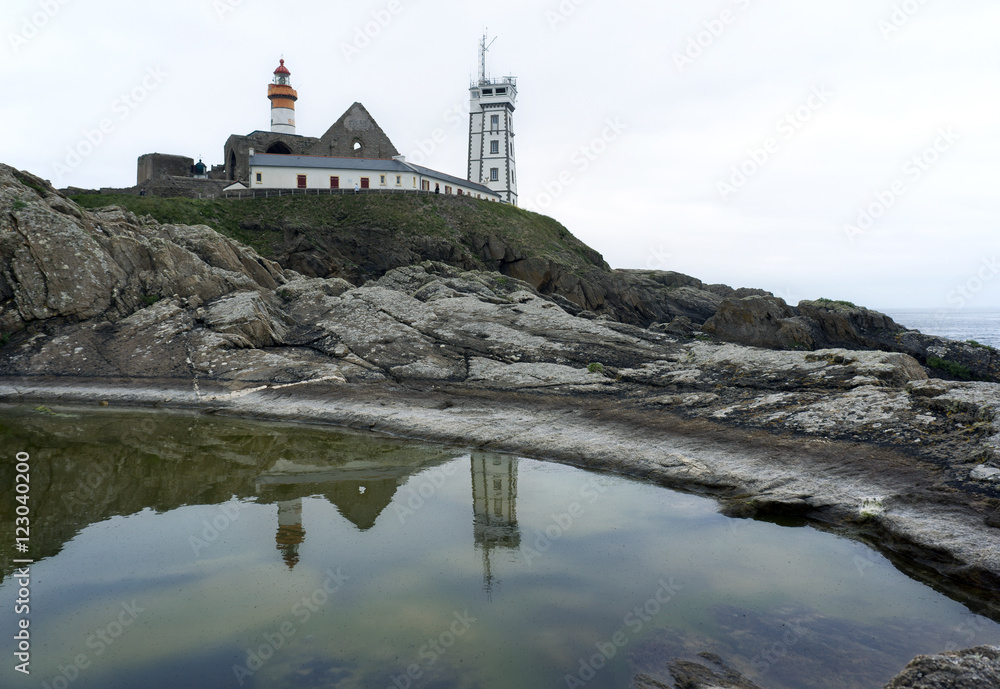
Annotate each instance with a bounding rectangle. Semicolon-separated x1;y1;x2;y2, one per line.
268;59;298;135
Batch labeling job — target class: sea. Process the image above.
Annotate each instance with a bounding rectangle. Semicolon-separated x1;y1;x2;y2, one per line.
879;308;1000;349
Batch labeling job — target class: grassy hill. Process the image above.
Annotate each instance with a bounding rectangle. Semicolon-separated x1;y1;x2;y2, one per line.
71;193;608;280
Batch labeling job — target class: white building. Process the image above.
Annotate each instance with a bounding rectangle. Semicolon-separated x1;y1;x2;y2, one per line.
468;34;518;206
248;153;502;200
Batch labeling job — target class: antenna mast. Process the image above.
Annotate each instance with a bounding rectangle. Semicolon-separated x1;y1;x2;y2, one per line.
479;30;497;84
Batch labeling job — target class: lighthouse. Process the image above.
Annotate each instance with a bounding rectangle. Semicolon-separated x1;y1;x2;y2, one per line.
468;34;518;205
268;59;297;135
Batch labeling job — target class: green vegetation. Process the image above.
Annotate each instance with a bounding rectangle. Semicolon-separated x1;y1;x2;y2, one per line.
12;199;27;211
14;173;47;197
815;298;858;309
587;362;604;374
966;340;998;354
927;356;973;380
142;295;161;306
70;193;606;273
0;333;9;347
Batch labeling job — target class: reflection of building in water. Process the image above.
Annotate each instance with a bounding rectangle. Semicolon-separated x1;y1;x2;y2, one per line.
275;498;305;569
470;454;520;596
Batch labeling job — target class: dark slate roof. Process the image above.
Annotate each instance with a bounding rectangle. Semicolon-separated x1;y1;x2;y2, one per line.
249;154;498;197
402;162;495;196
250;153;410;172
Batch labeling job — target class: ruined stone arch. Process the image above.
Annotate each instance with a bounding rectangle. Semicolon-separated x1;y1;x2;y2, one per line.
266;141;292;155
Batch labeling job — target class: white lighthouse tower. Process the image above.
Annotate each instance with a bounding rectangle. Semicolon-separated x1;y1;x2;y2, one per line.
268;59;298;135
468;34;518;205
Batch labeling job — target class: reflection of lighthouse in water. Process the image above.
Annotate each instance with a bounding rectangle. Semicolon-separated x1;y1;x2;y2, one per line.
470;455;520;596
275;498;305;569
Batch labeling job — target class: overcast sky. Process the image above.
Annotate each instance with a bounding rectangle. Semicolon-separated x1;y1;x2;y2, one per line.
2;0;998;309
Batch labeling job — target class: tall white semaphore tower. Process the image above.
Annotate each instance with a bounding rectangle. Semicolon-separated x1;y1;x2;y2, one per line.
468;34;517;205
268;59;297;135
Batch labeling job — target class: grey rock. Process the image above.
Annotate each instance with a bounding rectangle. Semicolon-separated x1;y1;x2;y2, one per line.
971;466;1000;482
0;165;278;336
703;296;814;350
4;161;1000;681
883;646;1000;689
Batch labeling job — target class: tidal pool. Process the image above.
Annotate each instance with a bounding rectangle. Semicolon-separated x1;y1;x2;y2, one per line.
1;405;998;689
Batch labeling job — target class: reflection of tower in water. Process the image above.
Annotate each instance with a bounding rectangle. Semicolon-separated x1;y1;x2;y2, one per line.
275;498;305;569
470;455;520;596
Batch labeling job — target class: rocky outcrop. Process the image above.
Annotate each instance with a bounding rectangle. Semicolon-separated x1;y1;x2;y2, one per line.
702;295;814;350
703;296;1000;383
883;646;1000;689
3;164;1000;685
0;166;282;339
262;208;758;328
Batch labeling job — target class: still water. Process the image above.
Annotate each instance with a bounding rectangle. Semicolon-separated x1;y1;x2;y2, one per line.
1;406;998;689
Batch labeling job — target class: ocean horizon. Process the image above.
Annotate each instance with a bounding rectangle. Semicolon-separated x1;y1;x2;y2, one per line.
879;308;1000;349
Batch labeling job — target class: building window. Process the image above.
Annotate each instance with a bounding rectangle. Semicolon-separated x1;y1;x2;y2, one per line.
483;89;493;96
490;115;499;130
421;180;430;191
361;177;370;189
297;175;307;189
445;186;452;195
330;176;339;189
413;176;417;188
396;175;402;186
490;168;499;182
255;172;262;184
490;140;499;155
458;189;463;196
380;174;386;186
471;90;480;99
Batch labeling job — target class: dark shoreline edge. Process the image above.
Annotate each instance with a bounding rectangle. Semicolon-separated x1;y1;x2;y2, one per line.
3;375;999;624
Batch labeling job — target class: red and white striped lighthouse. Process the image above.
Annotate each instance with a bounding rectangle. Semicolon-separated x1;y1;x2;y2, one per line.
268;59;297;135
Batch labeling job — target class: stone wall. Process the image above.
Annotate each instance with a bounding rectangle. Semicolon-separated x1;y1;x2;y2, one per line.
314;102;400;160
137;153;194;185
67;177;235;199
224;132;319;183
